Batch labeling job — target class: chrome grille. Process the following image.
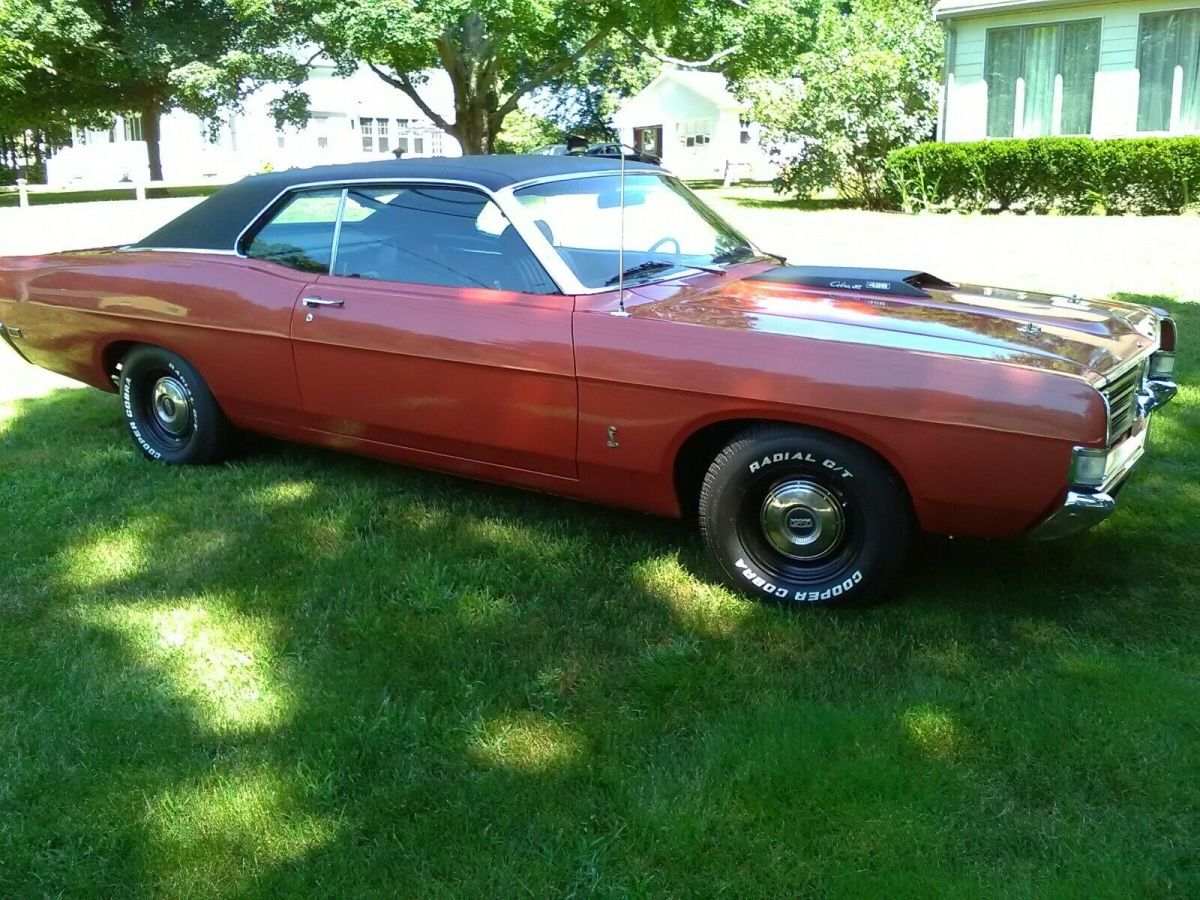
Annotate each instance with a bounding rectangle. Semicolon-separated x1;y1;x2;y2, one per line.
1102;362;1145;445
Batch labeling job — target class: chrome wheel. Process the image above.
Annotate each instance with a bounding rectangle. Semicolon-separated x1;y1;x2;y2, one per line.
759;480;846;562
151;376;191;437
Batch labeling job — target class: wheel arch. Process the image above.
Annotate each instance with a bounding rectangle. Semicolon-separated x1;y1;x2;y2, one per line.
672;415;916;519
100;340;143;389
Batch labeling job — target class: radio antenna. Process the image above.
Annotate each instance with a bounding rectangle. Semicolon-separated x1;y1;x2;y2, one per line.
614;146;630;317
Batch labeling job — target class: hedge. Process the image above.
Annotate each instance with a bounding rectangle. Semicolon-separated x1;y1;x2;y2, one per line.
884;136;1200;215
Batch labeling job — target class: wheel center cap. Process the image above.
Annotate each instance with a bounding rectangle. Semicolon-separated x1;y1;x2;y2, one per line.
786;507;818;537
759;480;846;563
151;377;191;436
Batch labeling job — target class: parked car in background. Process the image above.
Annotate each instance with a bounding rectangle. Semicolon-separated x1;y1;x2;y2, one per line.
0;155;1179;605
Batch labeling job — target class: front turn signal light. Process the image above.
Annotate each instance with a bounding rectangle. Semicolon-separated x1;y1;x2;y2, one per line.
1069;447;1110;489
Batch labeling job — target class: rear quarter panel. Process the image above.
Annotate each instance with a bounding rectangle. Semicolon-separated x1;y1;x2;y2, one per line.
0;251;310;423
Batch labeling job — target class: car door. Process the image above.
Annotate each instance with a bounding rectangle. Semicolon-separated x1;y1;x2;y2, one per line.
285;183;578;479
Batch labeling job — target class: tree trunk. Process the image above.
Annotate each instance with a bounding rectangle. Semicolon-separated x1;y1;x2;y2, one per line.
140;100;164;182
437;13;503;155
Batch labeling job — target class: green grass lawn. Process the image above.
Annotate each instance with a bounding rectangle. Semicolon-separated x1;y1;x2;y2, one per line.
1;299;1198;896
0;185;221;208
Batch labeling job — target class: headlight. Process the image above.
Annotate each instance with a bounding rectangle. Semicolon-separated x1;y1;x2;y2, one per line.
1150;315;1178;380
1149;350;1175;380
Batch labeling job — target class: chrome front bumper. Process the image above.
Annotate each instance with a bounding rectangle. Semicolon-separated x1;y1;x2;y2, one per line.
1029;376;1177;541
1028;490;1117;541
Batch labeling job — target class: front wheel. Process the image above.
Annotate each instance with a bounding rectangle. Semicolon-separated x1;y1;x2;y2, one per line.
699;426;912;606
119;345;233;464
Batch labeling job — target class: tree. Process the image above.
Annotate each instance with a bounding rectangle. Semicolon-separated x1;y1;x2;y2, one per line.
492;110;563;155
271;0;821;155
751;0;943;208
1;0;308;181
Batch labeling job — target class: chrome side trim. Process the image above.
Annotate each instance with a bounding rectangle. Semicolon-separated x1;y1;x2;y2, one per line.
1028;490;1116;541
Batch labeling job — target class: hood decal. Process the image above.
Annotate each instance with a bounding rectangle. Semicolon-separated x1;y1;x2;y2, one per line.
747;266;955;299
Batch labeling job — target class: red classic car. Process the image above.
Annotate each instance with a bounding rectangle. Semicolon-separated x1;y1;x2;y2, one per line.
0;156;1180;605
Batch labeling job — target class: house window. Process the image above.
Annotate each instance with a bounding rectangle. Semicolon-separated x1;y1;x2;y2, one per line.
677;119;713;148
123;115;143;142
414;137;424;154
1137;9;1200;133
985;19;1101;138
739;116;752;145
359;117;393;152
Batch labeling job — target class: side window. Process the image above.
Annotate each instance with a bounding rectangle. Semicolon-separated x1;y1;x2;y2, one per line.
244;189;342;273
331;185;558;294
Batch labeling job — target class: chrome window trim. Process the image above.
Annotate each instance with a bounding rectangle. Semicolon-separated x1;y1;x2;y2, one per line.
233;176;584;295
328;188;349;275
118;246;239;255
231;170;762;297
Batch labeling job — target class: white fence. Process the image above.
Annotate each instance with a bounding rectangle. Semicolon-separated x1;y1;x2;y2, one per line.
6;176;232;208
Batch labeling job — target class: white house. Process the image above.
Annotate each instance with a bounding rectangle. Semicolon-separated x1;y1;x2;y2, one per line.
611;68;780;181
47;62;462;186
936;0;1200;142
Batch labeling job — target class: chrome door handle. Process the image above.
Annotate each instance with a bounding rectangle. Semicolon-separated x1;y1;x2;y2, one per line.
302;296;344;308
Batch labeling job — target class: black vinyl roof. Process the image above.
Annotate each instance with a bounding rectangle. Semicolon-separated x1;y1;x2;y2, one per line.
133;154;657;252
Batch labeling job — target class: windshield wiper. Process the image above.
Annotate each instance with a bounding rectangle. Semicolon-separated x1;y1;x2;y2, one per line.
711;247;758;266
605;261;676;286
605;260;726;287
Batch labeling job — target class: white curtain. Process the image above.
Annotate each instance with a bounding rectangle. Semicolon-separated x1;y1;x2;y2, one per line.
1181;11;1200;132
986;29;1022;138
1022;25;1061;137
1061;20;1101;135
1138;14;1180;132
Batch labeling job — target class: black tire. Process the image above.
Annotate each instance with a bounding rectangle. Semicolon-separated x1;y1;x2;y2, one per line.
118;345;233;464
699;425;912;607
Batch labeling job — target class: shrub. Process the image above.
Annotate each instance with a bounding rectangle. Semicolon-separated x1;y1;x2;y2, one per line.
885;136;1200;215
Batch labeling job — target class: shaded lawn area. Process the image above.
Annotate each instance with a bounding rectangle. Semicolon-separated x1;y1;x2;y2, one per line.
1;299;1198;895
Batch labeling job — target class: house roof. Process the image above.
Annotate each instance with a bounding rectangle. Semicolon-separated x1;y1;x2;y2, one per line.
133;155;657;251
933;0;1113;20
613;67;749;120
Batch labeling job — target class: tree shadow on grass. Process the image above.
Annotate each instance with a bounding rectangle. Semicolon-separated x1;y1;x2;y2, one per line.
1;366;1197;894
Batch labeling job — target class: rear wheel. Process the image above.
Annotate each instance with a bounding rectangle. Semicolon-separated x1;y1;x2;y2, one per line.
699;425;912;606
119;346;233;464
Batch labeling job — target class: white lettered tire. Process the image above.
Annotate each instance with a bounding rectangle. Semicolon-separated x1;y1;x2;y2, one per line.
699;425;912;606
119;346;233;465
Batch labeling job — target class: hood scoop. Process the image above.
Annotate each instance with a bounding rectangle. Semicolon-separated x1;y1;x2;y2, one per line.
747;266;955;299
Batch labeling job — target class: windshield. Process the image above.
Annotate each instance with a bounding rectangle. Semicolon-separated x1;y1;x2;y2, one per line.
514;173;757;290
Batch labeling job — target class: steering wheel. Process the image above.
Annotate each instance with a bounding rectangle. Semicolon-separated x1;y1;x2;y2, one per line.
648;236;682;260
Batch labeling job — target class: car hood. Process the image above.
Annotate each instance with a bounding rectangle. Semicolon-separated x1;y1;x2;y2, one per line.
628;265;1161;379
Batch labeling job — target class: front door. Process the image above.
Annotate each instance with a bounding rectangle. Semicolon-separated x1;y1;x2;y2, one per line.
286;183;578;478
633;126;663;159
